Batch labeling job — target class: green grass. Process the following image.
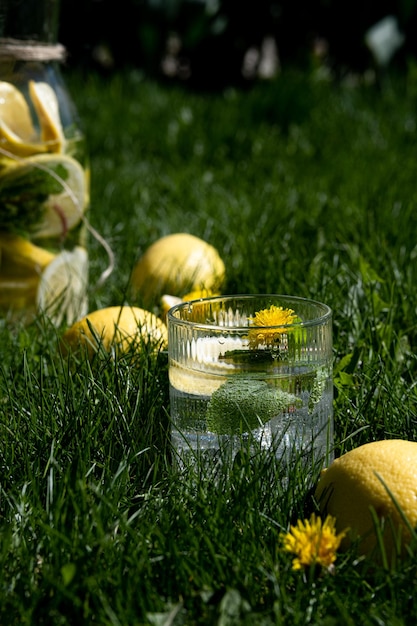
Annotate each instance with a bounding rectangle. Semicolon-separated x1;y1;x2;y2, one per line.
1;66;417;623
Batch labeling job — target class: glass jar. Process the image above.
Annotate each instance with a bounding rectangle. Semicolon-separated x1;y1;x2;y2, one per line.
0;0;89;326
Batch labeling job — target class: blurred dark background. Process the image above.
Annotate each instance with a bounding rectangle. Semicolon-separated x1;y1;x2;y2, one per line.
59;0;417;87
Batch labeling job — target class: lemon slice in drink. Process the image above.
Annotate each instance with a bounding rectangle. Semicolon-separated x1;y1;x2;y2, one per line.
36;245;88;326
26;153;87;239
0;122;49;158
29;80;65;153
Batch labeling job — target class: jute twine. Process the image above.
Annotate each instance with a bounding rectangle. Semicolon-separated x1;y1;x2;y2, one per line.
0;37;66;62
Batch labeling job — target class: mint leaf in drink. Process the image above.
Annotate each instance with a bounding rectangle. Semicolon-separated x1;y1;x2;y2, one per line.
206;377;299;435
218;349;275;365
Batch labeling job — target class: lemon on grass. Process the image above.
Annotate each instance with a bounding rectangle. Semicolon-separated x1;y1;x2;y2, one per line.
61;305;168;360
131;233;225;306
315;439;417;559
36;246;88;326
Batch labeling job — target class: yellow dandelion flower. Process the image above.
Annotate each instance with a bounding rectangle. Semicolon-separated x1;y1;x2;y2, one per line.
248;305;298;347
280;513;348;571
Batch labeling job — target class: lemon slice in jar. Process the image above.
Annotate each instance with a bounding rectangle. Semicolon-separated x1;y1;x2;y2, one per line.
0;154;87;238
0;81;48;158
27;153;87;239
36;245;88;326
0;275;40;312
29;80;65;153
0;81;34;140
0;234;55;314
0;233;55;275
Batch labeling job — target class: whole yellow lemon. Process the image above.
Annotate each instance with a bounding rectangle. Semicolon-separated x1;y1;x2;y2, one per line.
131;233;225;306
315;439;417;559
61;305;167;359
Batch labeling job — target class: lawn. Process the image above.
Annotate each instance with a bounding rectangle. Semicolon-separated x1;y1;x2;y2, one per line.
1;65;417;624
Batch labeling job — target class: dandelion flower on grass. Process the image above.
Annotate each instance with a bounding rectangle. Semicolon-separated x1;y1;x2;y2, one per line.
280;513;348;572
248;305;298;347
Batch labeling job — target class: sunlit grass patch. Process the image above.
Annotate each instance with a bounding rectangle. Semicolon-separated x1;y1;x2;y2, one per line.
1;67;417;623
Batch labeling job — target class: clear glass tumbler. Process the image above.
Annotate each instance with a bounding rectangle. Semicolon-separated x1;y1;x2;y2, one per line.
167;294;333;470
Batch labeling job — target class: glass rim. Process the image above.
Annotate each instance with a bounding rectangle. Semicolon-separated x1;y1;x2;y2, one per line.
167;293;332;332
